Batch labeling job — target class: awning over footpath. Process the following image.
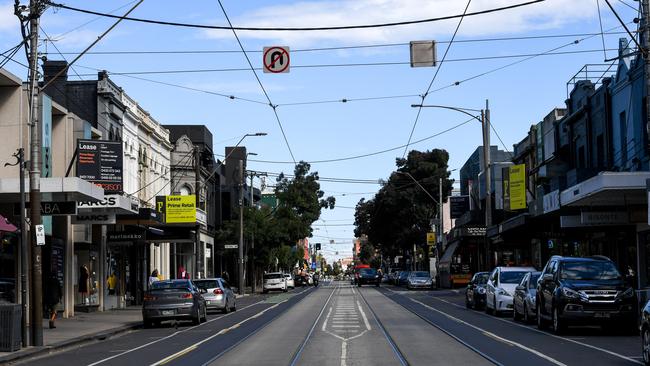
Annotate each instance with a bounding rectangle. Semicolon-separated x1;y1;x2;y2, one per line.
0;214;17;232
439;242;459;265
0;177;104;202
561;172;650;207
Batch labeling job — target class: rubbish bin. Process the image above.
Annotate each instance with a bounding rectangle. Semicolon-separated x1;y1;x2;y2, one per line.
0;304;21;351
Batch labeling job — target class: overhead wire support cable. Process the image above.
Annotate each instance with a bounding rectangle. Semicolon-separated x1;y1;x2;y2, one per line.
403;0;472;159
603;0;644;52
45;0;544;31
216;0;296;165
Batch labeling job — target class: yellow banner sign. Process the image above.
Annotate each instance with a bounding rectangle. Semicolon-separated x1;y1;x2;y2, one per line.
427;232;436;245
165;195;196;223
509;164;526;210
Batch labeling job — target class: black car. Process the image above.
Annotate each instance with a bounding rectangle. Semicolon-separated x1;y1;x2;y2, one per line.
641;300;650;365
465;272;489;309
357;268;380;287
536;256;636;334
397;271;411;286
142;279;207;327
513;271;540;323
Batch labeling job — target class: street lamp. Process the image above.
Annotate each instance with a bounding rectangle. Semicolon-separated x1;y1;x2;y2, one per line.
246;152;257;293
412;101;492;270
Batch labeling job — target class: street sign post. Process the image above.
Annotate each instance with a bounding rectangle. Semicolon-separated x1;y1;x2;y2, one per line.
225;244;238;249
263;46;290;73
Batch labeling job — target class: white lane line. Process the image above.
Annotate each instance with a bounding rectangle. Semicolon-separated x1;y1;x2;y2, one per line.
322;307;333;331
427;294;643;366
332;325;360;328
356;300;372;331
340;340;347;366
151;301;287;366
408;297;568;366
86;300;265;366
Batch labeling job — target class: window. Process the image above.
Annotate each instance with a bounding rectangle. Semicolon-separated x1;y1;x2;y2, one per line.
179;185;191;196
596;134;604;167
620;111;628;164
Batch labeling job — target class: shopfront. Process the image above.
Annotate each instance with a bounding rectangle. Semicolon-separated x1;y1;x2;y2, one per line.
439;226;485;288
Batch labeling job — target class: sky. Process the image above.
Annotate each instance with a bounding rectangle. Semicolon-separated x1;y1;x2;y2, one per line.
0;0;640;263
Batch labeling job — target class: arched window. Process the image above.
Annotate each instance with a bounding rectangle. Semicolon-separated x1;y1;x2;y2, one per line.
179;184;191;196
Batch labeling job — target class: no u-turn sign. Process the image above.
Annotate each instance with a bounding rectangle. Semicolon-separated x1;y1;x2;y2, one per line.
263;46;290;73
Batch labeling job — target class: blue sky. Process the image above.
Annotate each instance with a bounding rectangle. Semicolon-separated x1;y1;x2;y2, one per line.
0;0;639;262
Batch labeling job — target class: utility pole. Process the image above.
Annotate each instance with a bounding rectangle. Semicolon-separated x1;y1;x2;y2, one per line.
438;176;443;283
643;0;650;163
482;100;492;270
194;146;201;279
27;0;43;347
249;173;256;293
238;159;244;295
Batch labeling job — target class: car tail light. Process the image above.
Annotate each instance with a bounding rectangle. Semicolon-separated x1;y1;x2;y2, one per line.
180;293;193;299
144;294;156;301
213;288;224;295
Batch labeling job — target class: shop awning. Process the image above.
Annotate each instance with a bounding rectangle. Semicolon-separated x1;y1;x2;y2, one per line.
561;172;650;207
439;242;459;264
0;177;104;202
0;214;17;232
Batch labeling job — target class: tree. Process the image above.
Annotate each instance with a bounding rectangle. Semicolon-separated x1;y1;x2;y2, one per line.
354;149;453;262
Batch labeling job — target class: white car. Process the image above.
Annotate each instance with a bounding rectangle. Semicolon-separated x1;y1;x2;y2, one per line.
263;272;288;293
283;273;295;289
485;266;536;315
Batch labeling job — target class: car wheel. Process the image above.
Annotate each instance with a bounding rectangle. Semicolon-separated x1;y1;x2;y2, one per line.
223;300;230;314
523;303;530;324
513;303;521;321
641;327;650;366
485;297;493;315
143;318;153;329
192;307;201;325
493;299;500;317
465;295;472;309
552;306;565;334
537;303;547;330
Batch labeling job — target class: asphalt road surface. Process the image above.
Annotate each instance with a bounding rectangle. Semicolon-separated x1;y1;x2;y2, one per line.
16;281;644;366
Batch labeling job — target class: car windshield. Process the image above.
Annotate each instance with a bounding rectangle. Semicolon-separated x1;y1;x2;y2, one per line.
151;281;191;290
193;280;219;290
360;268;377;276
399;272;410;278
264;273;283;280
529;274;541;289
560;261;621;280
474;273;489;284
500;271;528;284
411;271;429;278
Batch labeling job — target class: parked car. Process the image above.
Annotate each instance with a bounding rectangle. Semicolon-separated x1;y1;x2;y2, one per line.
513;271;541;323
536;255;636;334
283;273;295;289
357;268;381;287
389;271;400;285
142;279;207;328
485;266;536;315
398;271;411;286
640;299;650;366
193;278;236;314
465;272;489;309
263;272;288;293
407;271;434;290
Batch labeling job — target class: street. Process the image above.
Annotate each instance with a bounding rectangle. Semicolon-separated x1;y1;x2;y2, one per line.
13;280;641;366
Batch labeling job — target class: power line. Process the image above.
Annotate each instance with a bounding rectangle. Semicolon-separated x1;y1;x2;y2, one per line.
49;0;139;41
42;31;632;56
217;0;296;165
45;0;545;31
403;0;472;159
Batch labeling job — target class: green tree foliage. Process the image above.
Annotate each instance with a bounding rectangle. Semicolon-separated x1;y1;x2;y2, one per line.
354;149;453;258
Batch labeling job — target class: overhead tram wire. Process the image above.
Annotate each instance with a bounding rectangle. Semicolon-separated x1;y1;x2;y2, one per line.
217;0;296;165
403;0;472;159
45;0;544;31
49;0;139;41
43;30;632;56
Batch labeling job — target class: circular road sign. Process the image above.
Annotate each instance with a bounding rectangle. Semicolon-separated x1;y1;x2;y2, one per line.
263;46;290;73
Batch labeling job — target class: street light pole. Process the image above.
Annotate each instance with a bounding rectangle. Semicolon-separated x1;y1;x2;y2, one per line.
238;159;244;295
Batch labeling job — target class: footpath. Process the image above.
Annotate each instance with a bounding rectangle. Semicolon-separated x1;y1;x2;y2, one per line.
0;286;258;364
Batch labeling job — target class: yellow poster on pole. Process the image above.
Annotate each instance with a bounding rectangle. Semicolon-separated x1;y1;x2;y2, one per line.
427;232;436;245
165;195;197;223
509;164;526;210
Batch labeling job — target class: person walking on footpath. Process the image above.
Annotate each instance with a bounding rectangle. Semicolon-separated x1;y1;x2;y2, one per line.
148;269;159;288
78;265;89;305
44;275;62;329
107;272;117;295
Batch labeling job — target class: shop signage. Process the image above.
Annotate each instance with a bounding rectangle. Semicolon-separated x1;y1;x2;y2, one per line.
426;232;436;245
509;164;527;210
17;201;77;216
502;166;511;211
450;196;469;219
72;213;116;225
224;244;238;249
76;139;123;194
196;208;207;226
580;211;628;225
462;226;486;237
107;231;144;241
77;194;138;213
156;195;196;224
543;190;560;213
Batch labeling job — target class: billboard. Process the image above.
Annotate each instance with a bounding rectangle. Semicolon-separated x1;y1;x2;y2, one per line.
449;195;470;219
509;164;526;210
156;195;197;224
76;139;123;194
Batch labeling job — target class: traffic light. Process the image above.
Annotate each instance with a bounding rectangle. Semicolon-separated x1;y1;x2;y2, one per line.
315;243;321;250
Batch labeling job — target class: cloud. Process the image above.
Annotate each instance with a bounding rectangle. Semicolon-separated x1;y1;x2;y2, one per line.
203;0;601;46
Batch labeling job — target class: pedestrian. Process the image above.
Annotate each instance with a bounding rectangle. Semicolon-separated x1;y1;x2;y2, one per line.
107;272;117;295
178;265;187;279
148;269;159;288
44;275;61;329
78;265;89;305
222;271;230;282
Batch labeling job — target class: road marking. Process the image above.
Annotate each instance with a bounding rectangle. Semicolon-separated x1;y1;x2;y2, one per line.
357;300;372;331
333;325;360;328
340;340;347;366
408;297;568;366
86;300;265;366
428;294;643;365
154;345;197;365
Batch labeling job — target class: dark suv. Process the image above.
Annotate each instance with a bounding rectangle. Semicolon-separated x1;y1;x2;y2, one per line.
356;268;380;287
536;255;636;334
